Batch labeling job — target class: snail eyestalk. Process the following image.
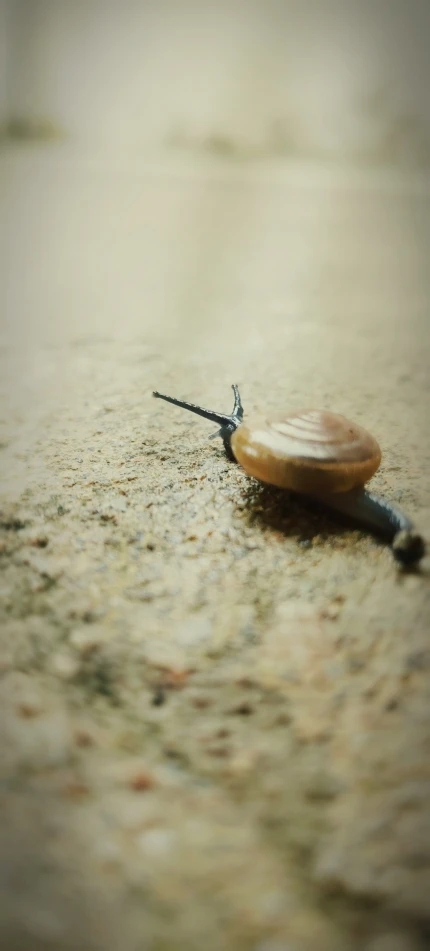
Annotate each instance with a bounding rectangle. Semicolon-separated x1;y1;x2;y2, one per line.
314;487;425;566
153;384;243;458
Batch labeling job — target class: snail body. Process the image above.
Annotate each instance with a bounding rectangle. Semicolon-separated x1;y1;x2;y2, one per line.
152;386;425;566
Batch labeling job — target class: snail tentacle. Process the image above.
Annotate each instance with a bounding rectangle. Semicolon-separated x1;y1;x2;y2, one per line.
314;487;425;566
153;385;243;457
231;384;244;421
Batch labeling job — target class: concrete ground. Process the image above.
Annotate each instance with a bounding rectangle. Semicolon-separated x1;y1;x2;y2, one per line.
1;144;430;951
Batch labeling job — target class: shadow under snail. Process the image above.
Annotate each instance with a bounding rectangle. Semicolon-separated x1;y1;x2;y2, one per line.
152;385;425;566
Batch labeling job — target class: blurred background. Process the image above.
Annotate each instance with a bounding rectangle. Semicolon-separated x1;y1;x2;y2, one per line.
1;0;430;163
1;0;430;360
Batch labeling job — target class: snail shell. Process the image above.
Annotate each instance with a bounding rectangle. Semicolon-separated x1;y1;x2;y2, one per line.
231;410;381;495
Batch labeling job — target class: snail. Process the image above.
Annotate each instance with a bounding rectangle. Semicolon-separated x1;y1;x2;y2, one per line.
152;385;425;566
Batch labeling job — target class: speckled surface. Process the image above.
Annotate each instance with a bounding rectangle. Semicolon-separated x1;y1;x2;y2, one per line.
1;147;430;950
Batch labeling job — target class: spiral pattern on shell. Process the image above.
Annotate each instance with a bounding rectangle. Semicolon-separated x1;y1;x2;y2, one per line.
230;410;382;494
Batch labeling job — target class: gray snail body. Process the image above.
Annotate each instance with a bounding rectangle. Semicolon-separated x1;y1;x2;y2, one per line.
153;385;425;566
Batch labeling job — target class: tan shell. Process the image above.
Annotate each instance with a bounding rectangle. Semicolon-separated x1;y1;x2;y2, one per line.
230;410;381;494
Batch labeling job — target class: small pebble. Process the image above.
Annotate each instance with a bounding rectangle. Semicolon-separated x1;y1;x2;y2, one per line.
74;729;95;747
129;772;154;792
151;686;166;706
191;695;212;709
320;602;341;620
230;702;253;716
69;626;103;656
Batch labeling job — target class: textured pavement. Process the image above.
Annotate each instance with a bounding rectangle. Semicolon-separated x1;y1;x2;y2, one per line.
1;145;430;950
